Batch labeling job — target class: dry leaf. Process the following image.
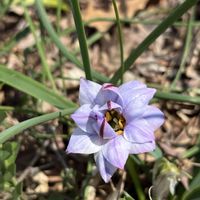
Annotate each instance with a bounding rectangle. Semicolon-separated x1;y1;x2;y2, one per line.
81;0;148;32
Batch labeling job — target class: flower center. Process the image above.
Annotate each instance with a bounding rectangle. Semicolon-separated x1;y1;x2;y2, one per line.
105;109;126;135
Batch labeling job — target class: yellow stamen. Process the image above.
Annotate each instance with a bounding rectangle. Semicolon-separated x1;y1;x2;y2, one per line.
116;130;123;135
105;111;112;122
105;109;126;135
118;117;124;129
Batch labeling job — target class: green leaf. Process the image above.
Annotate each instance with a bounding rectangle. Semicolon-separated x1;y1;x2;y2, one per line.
0;65;77;109
70;0;92;80
4;142;19;167
182;186;200;200
0;150;10;161
126;157;146;200
0;27;30;57
110;0;199;84
150;146;163;159
12;182;23;200
0;108;75;144
35;0;109;83
155;91;200;105
13;0;68;10
190;171;200;189
0;111;6;123
121;191;135;200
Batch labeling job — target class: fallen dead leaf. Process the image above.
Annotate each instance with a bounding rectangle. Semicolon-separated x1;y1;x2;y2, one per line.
81;0;148;32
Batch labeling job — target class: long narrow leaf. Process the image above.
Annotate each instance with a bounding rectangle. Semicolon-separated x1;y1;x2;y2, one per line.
110;0;198;83
0;65;77;109
155;91;200;105
35;0;109;83
70;0;92;80
23;1;57;91
0;108;75;144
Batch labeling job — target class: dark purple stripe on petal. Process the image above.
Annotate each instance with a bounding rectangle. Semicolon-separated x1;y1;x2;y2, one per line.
100;118;106;138
89;114;98;121
103;83;114;89
107;100;112;110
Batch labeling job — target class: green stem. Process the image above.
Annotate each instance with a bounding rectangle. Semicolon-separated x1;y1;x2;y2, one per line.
70;0;92;80
0;106;14;111
86;17;200;27
112;0;124;84
155;90;200;105
170;7;194;90
110;0;198;84
56;0;66;92
0;65;76;109
0;108;76;144
0;0;13;17
35;0;108;82
0;106;43;115
23;2;57;92
126;157;146;200
181;145;200;159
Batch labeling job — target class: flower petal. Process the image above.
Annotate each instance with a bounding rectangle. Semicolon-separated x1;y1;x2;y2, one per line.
123;106;163;143
94;151;117;183
95;84;123;107
99;100;122;113
129;141;156;154
79;78;101;105
66;128;103;154
123;88;156;122
71;104;93;133
123;106;146;124
124;123;155;143
93;117;117;139
123;87;156;111
102;136;130;169
140;105;164;130
119;81;147;106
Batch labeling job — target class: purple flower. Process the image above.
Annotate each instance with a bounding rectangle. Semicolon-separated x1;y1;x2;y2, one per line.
67;78;164;182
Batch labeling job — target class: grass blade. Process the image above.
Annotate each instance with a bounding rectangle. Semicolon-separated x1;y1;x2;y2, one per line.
35;0;109;83
0;108;75;144
22;1;57;92
70;0;92;80
155;90;200;105
0;27;30;57
126;157;146;200
170;7;194;90
0;65;77;109
35;0;81;67
110;0;198;84
112;0;124;84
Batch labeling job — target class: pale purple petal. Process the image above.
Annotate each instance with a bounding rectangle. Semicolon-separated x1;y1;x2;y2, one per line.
95;84;123;107
140;105;164;130
94;151;117;183
128;88;156;107
99;100;122;113
123;105;163;143
123;106;146;123
102;136;130;169
67;128;103;154
79;78;101;105
119;81;147;106
71;104;93;132
123;88;156;111
124;123;155;143
93;117;117;139
119;80;146;92
129;141;156;154
123;89;156;122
